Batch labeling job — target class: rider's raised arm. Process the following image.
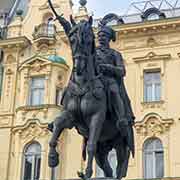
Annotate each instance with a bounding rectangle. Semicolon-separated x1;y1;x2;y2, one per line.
56;15;71;36
48;0;71;35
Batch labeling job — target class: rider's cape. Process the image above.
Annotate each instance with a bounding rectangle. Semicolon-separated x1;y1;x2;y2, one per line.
105;77;135;157
102;49;135;157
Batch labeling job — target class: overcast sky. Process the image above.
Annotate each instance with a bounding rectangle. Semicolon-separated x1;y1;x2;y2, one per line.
72;0;132;17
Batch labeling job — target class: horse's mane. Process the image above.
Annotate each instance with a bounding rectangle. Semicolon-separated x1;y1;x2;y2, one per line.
69;20;96;55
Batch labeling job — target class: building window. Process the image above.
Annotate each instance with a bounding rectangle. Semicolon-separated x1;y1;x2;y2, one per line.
22;142;41;180
56;88;63;106
147;13;160;20
29;77;45;106
47;17;55;37
143;138;164;179
144;71;161;102
96;149;117;177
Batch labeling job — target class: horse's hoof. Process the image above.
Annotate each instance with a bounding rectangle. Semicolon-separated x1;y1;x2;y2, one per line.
48;149;59;168
77;171;87;180
85;168;93;179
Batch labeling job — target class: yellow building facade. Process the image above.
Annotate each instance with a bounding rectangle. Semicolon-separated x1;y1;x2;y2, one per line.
0;0;180;180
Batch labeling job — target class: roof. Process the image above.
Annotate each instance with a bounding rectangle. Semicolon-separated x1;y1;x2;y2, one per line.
93;0;180;27
47;55;67;65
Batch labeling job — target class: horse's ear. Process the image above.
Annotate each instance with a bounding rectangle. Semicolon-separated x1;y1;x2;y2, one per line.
89;16;93;26
70;15;76;26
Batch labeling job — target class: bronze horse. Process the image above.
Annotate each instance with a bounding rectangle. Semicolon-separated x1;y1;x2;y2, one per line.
48;0;134;179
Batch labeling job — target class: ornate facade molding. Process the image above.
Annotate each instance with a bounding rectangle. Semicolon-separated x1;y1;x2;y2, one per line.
116;18;180;36
16;104;63;120
133;51;171;63
12;119;49;142
0;36;31;49
18;55;69;72
147;37;158;47
5;55;16;64
18;55;51;72
135;113;174;136
141;100;165;111
0;114;13;126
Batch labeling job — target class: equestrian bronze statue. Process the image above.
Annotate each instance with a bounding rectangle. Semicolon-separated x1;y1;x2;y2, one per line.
48;0;135;179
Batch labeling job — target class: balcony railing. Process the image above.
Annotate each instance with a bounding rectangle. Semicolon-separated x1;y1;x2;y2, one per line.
32;23;56;40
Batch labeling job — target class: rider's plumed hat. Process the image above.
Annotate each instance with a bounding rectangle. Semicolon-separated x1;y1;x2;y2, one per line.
98;25;116;42
97;13;123;42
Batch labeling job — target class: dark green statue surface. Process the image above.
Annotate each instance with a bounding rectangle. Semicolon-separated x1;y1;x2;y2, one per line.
48;0;135;179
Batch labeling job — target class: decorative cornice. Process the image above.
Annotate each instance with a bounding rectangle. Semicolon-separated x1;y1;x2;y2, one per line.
0;36;31;49
18;54;69;71
141;100;165;109
135;113;174;136
133;52;171;63
114;17;180;36
16;104;63;113
12;119;49;140
12;119;47;131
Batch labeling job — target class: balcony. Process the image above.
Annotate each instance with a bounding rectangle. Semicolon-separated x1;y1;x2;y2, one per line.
32;23;56;45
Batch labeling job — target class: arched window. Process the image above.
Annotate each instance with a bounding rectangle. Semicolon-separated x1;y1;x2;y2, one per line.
22;142;41;180
147;13;160;20
42;13;55;37
96;149;117;177
47;17;55;37
143;138;164;179
141;8;166;21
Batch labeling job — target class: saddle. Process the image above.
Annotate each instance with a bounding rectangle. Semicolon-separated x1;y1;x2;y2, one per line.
61;79;105;106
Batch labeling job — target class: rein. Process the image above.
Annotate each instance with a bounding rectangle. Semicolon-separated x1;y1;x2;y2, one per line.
72;53;103;83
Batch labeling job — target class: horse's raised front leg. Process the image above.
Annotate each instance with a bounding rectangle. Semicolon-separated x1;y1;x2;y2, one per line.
48;111;74;168
85;111;105;178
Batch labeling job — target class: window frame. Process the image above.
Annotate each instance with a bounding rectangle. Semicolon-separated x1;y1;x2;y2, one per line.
47;17;55;37
22;142;42;180
28;76;45;106
143;70;161;103
143;138;164;179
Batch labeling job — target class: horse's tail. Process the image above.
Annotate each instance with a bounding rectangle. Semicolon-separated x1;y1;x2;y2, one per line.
126;125;135;158
129;125;135;158
82;137;88;161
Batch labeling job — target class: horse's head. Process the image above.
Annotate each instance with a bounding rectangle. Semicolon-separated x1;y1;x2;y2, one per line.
47;0;95;77
68;17;95;76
